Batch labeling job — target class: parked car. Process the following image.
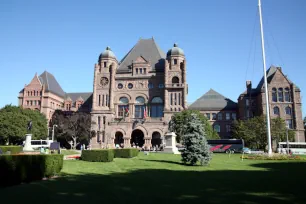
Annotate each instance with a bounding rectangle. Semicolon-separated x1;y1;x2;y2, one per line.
242;147;251;154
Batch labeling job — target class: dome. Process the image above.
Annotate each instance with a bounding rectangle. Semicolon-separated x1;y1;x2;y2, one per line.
167;43;184;57
99;46;116;59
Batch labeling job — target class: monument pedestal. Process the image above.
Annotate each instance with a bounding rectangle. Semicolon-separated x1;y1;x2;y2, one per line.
23;134;34;151
163;132;180;154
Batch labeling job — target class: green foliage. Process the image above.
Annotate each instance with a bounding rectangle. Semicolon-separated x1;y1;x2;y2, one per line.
181;113;212;166
0;146;23;154
0;154;63;187
81;150;114;162
113;148;139;158
232;116;295;150
169;110;219;142
50;110;92;149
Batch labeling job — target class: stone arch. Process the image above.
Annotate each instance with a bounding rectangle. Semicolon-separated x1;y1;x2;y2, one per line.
134;93;149;103
172;76;180;84
149;128;164;138
111;128;126;139
114;93;132;103
131;129;145;147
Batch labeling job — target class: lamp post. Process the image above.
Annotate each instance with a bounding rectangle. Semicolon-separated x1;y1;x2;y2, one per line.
52;125;58;141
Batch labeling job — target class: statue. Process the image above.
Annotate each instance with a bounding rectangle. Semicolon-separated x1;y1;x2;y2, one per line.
168;116;175;132
27;121;32;133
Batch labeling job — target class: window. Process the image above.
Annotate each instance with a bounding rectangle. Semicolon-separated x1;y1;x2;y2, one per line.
278;88;284;102
150;97;163;118
272;88;277;102
128;83;133;89
232;113;237;120
206;113;210;120
136;68;138;74
286;119;293;129
148;83;154;89
104;62;107;67
98;116;101;130
144;68;146;74
170;93;173;105
214;125;220;133
212;113;217;120
246;99;249;106
135;105;145;118
217;113;222;120
158;84;164;88
226;113;230;120
285;88;290;102
172;76;179;84
174;59;177;65
178;93;181;105
27;91;30;96
26;101;29;106
118;83;123;89
34;100;36;106
119;97;129;104
140;68;143;74
273;106;280;116
118;105;129;118
226;125;231;133
135;96;145;104
102;95;105;106
98;95;101;106
285;106;291;115
174;93;177;105
106;95;109;107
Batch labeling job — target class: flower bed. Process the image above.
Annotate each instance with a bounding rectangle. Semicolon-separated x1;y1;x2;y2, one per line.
241;154;306;160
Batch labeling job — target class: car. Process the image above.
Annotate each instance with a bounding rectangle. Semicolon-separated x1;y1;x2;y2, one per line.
242;147;251;154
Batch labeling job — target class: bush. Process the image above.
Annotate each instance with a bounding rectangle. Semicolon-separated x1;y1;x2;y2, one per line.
114;148;139;158
0;146;23;154
81;149;114;162
0;154;63;187
242;154;306;160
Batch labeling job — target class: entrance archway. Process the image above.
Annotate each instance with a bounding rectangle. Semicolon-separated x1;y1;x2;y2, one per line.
114;132;124;146
151;132;162;147
131;129;144;147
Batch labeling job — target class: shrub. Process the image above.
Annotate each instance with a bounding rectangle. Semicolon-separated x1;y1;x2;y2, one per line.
0;154;63;187
0;146;23;154
242;154;306;160
81;149;114;162
113;148;139;158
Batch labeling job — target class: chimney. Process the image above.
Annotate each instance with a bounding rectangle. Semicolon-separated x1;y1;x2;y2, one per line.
246;80;252;90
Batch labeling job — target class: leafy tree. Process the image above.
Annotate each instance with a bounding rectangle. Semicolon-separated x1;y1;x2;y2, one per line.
169;110;219;142
0;105;47;145
232;116;295;150
50;110;91;149
181;113;212;165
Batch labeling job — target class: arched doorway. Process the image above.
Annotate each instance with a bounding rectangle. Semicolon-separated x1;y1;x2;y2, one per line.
131;129;144;147
151;132;162;147
114;132;124;146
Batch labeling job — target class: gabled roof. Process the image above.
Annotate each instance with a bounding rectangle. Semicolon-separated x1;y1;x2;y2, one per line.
65;92;92;103
118;38;166;72
189;89;237;111
39;71;65;97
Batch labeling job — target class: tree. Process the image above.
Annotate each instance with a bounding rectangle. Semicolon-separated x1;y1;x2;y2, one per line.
50;110;91;149
0;105;48;145
232;116;295;151
180;113;212;166
169;110;219;142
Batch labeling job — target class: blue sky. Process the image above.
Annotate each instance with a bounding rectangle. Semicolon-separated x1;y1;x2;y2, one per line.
0;0;305;116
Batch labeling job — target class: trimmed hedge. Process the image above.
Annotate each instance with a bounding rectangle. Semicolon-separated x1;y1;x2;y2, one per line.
81;149;114;162
114;148;139;158
0;146;23;154
0;154;63;187
241;154;306;160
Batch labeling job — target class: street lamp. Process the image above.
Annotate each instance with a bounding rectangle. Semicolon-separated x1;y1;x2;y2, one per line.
51;125;58;142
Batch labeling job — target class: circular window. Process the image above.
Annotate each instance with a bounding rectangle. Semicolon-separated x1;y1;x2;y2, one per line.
128;83;133;89
118;83;123;89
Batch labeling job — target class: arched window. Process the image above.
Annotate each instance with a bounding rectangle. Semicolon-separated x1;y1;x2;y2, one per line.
285;88;290;102
151;97;163;118
285;106;291;115
135;96;145;118
214;124;220;133
172;76;179;84
272;88;277;102
278;88;284;102
118;97;129;118
27;91;30;96
273;106;280;116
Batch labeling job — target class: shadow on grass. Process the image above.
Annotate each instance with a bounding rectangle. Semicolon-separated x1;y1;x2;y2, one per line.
1;162;306;204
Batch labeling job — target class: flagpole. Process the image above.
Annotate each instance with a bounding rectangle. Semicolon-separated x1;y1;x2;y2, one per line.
258;0;272;155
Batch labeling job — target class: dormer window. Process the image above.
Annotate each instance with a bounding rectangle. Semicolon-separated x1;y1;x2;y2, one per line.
104;62;107;68
140;68;143;74
174;59;178;65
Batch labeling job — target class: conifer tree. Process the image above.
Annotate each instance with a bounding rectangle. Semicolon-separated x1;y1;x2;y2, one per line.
181;113;212;166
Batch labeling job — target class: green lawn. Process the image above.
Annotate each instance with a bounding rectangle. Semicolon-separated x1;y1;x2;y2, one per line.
60;149;80;156
1;153;306;204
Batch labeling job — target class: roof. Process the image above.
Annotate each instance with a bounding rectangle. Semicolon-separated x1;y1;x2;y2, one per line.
118;38;166;72
39;71;65;97
256;65;278;90
189;89;238;111
65;92;92;103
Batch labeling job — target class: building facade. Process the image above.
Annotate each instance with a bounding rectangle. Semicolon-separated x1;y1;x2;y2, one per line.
189;89;238;139
90;39;188;149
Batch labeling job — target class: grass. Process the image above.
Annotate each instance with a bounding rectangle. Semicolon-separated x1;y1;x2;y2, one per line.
1;153;306;204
